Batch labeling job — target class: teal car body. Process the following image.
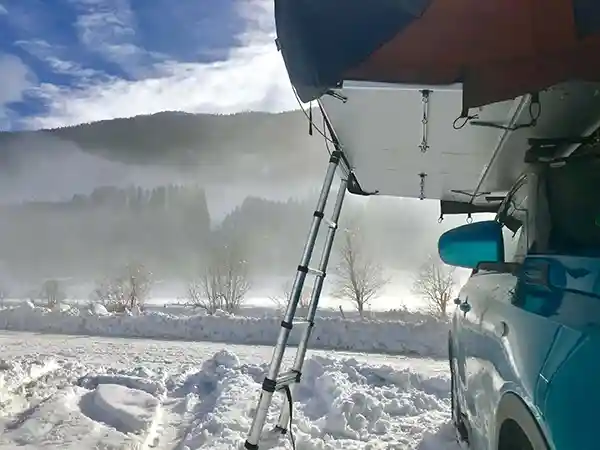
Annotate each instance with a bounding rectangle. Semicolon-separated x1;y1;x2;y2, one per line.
439;154;600;450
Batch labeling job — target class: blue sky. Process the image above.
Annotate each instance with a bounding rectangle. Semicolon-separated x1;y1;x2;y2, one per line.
0;0;297;131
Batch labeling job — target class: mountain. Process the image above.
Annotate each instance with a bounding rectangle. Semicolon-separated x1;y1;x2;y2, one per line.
0;110;329;188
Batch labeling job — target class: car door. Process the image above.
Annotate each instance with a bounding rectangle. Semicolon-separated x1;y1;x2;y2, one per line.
452;175;530;446
453;263;496;422
524;154;600;450
476;173;563;450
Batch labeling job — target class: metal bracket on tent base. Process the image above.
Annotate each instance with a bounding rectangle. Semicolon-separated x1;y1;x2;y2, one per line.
317;99;377;196
440;200;503;217
524;135;599;163
347;172;378;196
438;199;503;223
325;89;348;103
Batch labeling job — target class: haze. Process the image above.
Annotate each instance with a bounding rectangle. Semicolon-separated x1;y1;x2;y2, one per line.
0;109;477;310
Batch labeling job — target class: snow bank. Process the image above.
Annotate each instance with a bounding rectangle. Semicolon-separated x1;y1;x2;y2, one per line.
0;348;459;449
0;303;450;358
174;349;460;449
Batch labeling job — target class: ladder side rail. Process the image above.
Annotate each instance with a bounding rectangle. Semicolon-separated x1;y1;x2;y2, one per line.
274;177;347;432
244;151;343;449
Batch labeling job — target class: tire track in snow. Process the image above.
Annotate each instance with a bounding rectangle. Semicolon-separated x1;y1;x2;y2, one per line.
0;357;89;431
157;351;262;450
160;369;222;450
0;358;60;413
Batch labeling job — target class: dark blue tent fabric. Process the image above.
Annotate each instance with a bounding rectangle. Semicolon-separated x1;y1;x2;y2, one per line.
274;0;432;103
573;0;600;37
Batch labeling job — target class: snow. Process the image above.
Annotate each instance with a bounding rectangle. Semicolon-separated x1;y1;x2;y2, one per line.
0;332;461;449
0;299;458;448
86;384;161;436
90;303;109;316
0;302;449;358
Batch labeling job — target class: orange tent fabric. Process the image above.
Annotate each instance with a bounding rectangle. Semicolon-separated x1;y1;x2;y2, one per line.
345;0;600;108
275;0;600;109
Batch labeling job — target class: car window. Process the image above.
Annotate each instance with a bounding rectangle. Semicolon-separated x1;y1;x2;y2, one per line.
544;156;600;254
498;176;530;263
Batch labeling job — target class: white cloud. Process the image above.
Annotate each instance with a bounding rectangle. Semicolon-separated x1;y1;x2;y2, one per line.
24;0;298;129
0;53;35;129
16;39;104;80
71;0;149;76
0;54;32;104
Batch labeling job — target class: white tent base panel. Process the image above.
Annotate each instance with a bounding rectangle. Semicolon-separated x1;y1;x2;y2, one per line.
319;80;600;206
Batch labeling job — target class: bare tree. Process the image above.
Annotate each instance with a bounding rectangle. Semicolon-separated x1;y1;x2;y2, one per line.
124;263;152;311
40;279;65;308
187;244;251;315
332;227;389;318
93;263;152;313
412;257;456;317
268;281;311;313
186;275;222;315
93;278;125;311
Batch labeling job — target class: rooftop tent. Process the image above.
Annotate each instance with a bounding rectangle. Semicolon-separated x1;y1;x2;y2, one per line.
275;0;600;110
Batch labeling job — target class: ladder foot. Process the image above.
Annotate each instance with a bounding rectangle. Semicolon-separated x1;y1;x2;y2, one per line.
274;425;287;435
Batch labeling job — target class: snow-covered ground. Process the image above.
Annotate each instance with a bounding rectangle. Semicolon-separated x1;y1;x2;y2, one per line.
0;332;460;449
0;302;449;358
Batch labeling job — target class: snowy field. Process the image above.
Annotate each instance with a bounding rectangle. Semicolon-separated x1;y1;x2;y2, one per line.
0;332;461;449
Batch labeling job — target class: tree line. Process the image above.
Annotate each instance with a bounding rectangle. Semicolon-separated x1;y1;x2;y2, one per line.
0;183;458;316
0;185;440;282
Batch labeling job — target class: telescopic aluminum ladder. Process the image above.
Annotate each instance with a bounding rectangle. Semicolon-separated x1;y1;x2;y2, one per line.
244;149;349;449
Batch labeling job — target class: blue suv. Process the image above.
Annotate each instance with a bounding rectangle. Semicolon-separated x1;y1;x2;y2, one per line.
438;153;600;450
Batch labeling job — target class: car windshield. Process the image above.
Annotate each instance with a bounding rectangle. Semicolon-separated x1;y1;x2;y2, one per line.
545;155;600;254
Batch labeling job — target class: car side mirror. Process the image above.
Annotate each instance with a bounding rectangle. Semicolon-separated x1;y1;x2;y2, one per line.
438;220;505;270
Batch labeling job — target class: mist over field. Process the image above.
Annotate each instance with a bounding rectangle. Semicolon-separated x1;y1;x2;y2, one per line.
0;110;471;309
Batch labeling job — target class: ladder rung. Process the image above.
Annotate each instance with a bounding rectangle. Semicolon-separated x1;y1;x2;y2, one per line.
307;267;323;277
275;370;300;391
323;218;337;229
